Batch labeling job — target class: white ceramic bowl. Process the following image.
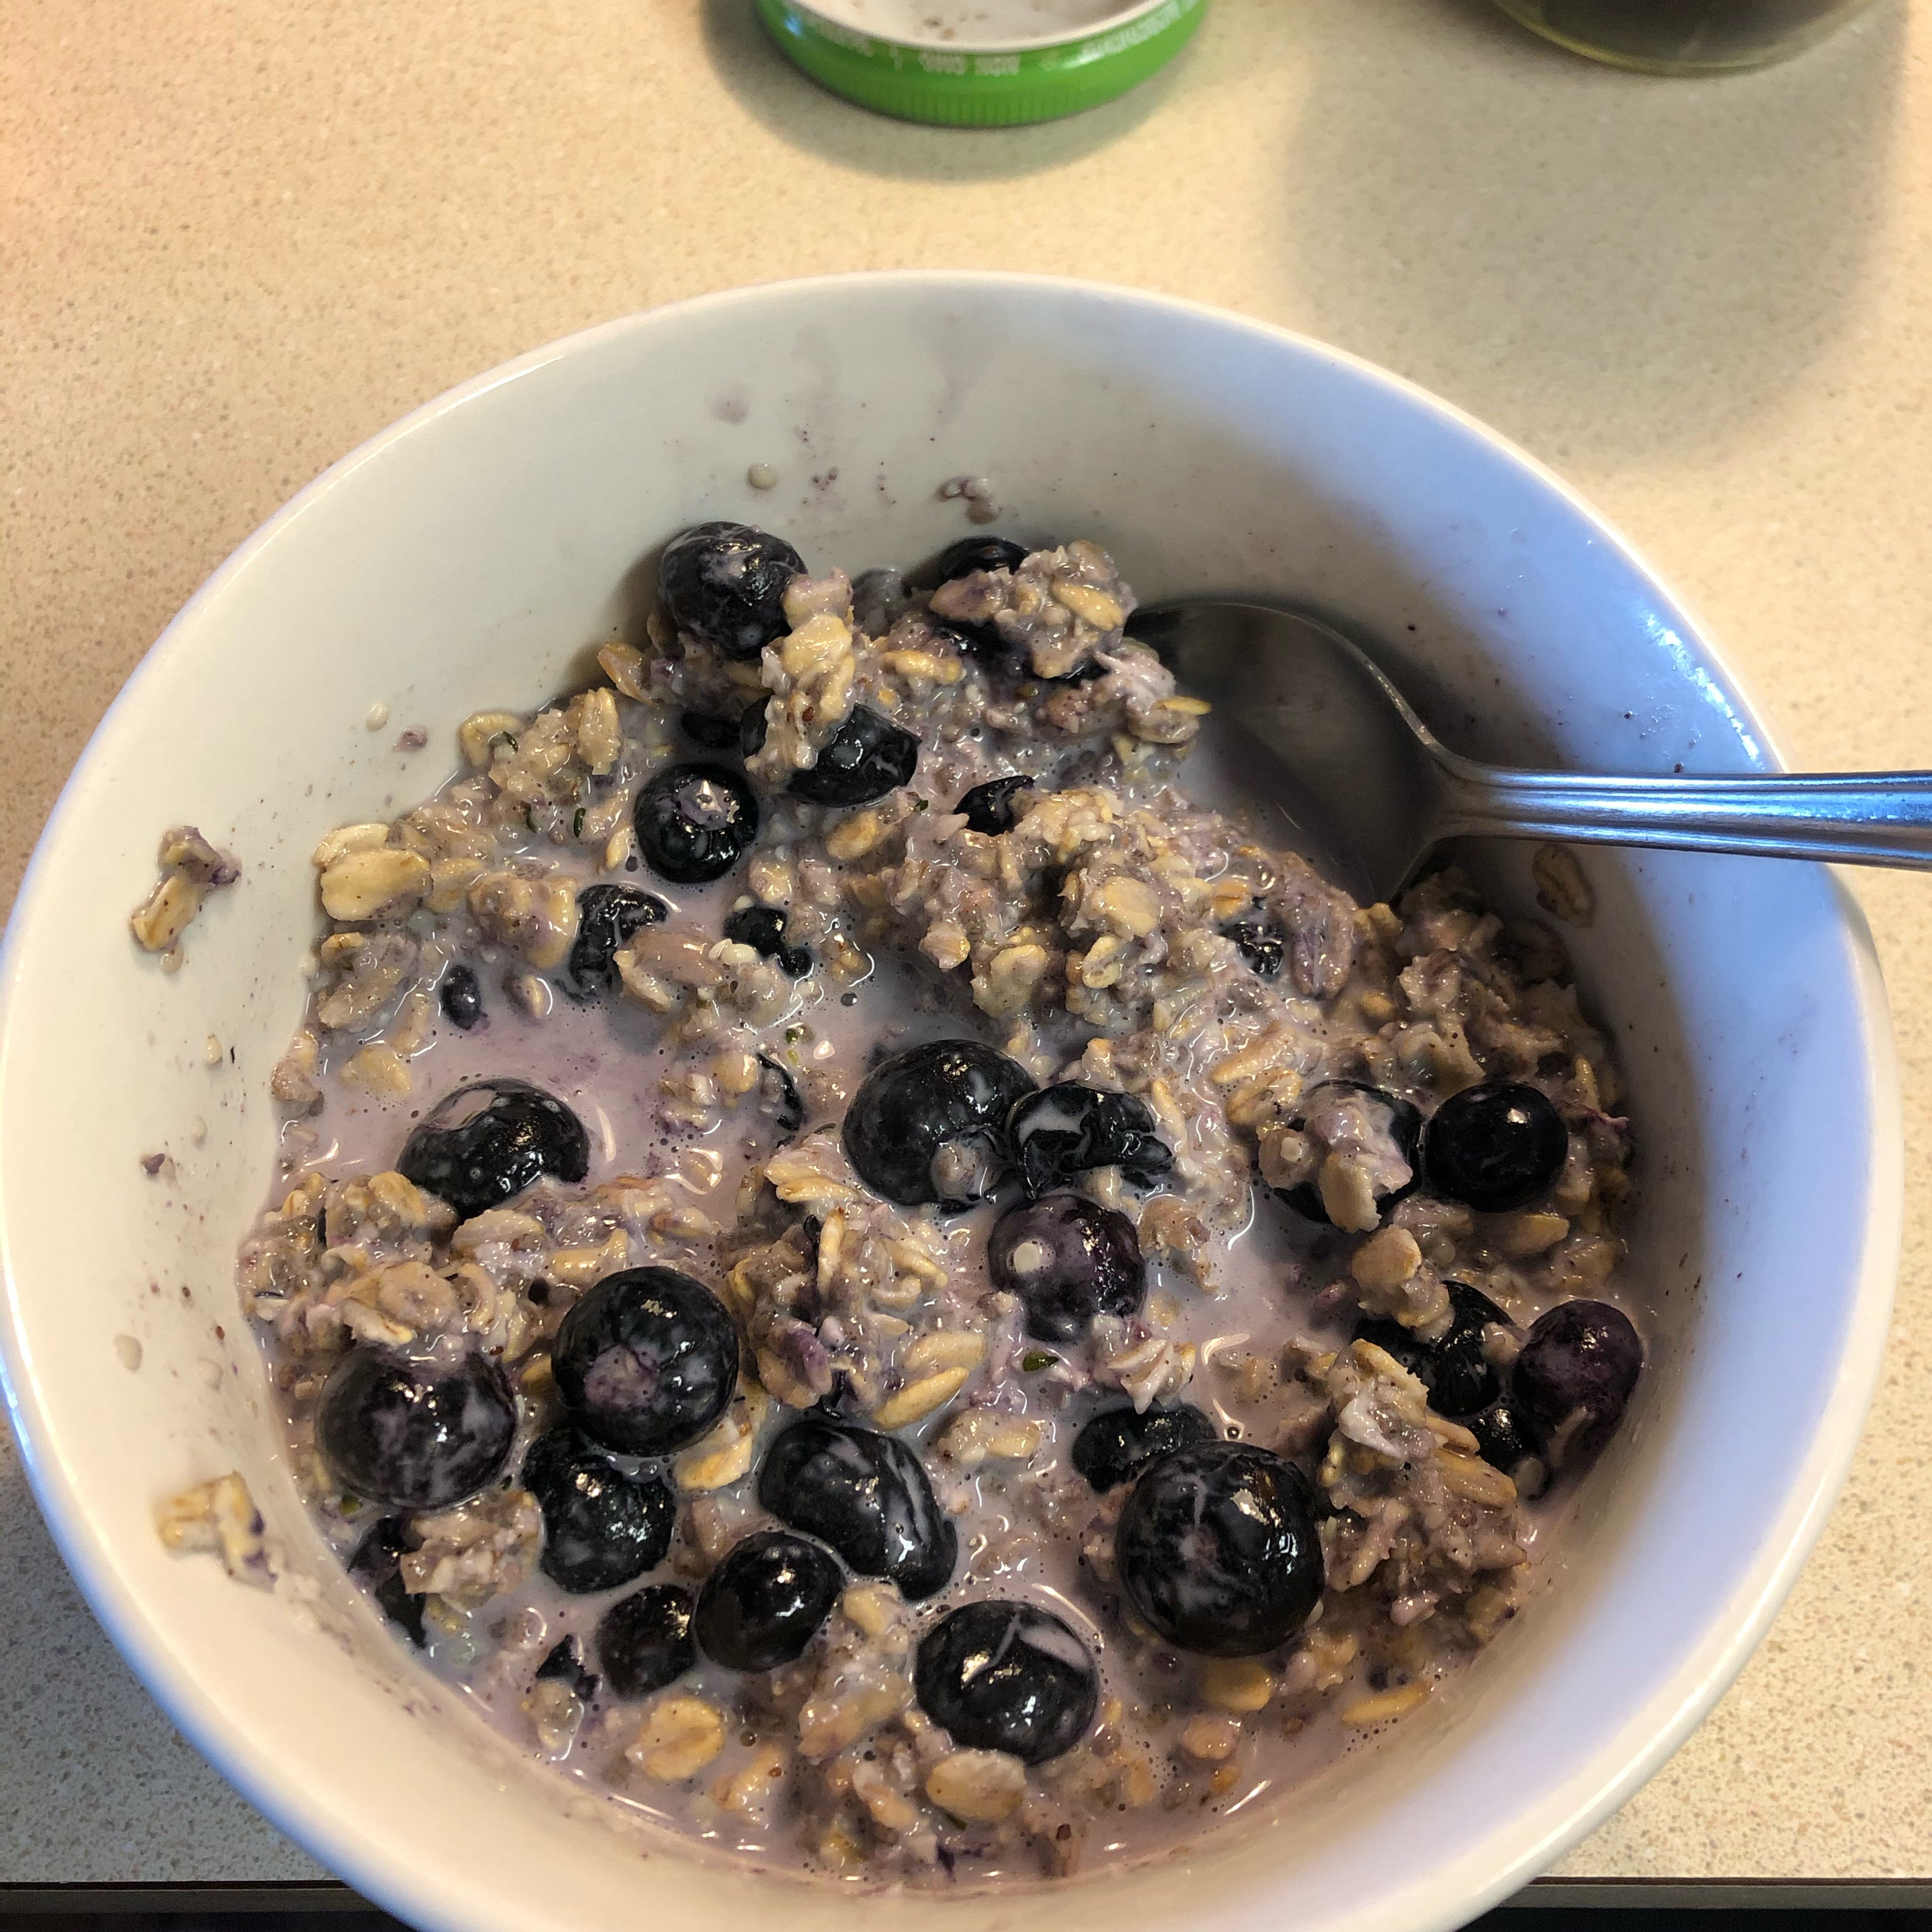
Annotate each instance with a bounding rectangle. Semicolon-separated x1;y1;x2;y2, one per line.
0;274;1899;1932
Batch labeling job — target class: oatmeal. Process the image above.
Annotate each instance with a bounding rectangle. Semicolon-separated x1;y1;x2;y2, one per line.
205;522;1644;1884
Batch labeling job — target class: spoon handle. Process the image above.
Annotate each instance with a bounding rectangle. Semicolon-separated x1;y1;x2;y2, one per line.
1432;759;1932;869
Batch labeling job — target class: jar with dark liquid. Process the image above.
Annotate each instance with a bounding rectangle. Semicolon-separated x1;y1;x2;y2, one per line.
1492;0;1874;71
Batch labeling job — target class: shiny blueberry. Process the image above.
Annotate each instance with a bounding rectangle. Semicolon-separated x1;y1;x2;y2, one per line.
757;1054;805;1141
842;1039;1036;1210
1421;1080;1569;1213
1512;1299;1643;1464
988;1192;1145;1345
1275;1080;1422;1228
522;1426;676;1595
723;904;811;977
1354;1280;1514;1419
1221;909;1287;977
659;521;804;662
758;1414;956;1600
1116;1442;1323;1657
1007;1084;1172;1198
954;775;1034;837
633;761;759;886
347;1515;426;1646
316;1348;518;1512
936;535;1028;582
786;707;920;808
914;1601;1097;1764
567;884;668;998
1467;1396;1543;1480
533;1635;599;1702
598;1584;696;1698
397;1078;590;1220
551;1266;740;1457
1070;1402;1217;1494
739;699;769;758
680;709;744;751
694;1530;842;1671
439;964;484;1030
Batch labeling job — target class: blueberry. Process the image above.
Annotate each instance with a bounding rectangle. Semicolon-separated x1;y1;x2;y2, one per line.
316;1349;518;1511
842;1039;1036;1210
694;1530;842;1671
786;707;920;807
1353;1280;1513;1419
758;1414;956;1600
988;1192;1145;1345
757;1054;805;1141
521;1426;676;1595
1007;1084;1172;1199
347;1515;426;1646
1421;1080;1568;1213
439;964;484;1030
1274;1080;1422;1229
598;1584;696;1698
1221;910;1287;977
954;775;1034;837
680;709;744;751
659;522;804;662
1466;1396;1543;1479
551;1266;740;1457
723;904;811;977
1070;1402;1217;1494
1512;1299;1642;1464
567;885;668;998
1116;1442;1323;1657
534;1635;599;1702
397;1078;589;1220
739;699;768;758
936;535;1028;582
633;762;759;886
913;1601;1096;1765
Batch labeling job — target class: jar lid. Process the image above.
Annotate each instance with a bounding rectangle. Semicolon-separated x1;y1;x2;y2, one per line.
756;0;1207;126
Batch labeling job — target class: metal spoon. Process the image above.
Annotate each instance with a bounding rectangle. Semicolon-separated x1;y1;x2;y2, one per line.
1129;600;1932;905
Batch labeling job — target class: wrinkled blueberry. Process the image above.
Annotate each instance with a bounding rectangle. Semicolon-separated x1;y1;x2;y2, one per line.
954;775;1034;837
568;884;669;998
534;1635;599;1702
598;1584;696;1698
739;699;769;758
1421;1080;1569;1213
786;707;920;807
694;1530;842;1671
842;1039;1035;1210
936;535;1028;582
988;1192;1145;1345
439;964;484;1030
757;1054;805;1141
723;904;811;977
348;1515;426;1646
1275;1080;1422;1229
1512;1299;1643;1464
914;1601;1096;1764
659;521;803;662
1467;1396;1543;1480
680;709;744;751
1353;1280;1514;1419
1007;1084;1172;1198
758;1415;956;1600
522;1426;676;1595
397;1078;590;1220
1222;910;1287;977
1070;1402;1217;1494
633;762;759;886
317;1349;517;1511
1116;1442;1322;1657
552;1267;740;1457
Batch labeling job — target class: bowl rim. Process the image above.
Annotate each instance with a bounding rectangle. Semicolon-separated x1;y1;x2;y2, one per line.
0;269;1903;1931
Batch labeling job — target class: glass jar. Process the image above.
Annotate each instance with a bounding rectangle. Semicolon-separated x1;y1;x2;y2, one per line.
1491;0;1876;73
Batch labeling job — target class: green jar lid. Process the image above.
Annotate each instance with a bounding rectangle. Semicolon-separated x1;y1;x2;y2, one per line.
756;0;1206;126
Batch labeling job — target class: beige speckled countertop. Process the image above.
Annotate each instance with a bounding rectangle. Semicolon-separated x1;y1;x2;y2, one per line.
4;0;1929;1892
